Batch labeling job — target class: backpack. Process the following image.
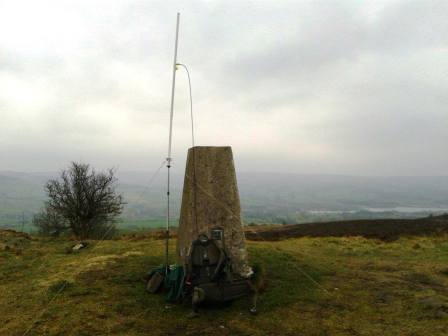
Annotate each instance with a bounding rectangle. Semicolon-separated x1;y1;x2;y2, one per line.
185;234;250;308
186;233;230;286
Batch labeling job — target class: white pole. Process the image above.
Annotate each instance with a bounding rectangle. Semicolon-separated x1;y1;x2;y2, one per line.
167;12;180;162
165;13;180;271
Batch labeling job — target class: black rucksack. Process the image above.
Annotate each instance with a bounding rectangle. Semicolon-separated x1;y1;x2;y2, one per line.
185;234;250;310
186;234;229;286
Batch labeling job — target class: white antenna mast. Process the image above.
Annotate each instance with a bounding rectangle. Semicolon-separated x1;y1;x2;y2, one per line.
165;12;180;273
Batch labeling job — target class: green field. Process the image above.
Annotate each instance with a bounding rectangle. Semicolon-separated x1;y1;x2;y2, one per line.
1;230;447;336
117;219;169;231
2;172;448;234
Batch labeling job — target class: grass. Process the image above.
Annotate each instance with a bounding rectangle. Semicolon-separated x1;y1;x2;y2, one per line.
1;218;171;234
1;232;448;335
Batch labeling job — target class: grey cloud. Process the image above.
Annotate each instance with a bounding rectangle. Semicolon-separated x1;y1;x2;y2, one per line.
0;0;447;175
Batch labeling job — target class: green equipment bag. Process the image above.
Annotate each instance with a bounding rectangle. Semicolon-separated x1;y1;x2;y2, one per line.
146;265;185;302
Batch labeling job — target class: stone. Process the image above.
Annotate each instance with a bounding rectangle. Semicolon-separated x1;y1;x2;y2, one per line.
176;146;252;277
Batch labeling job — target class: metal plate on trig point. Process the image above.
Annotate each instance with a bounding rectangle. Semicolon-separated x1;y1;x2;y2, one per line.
211;229;223;240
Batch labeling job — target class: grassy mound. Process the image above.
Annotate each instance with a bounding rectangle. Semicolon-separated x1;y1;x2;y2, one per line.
0;229;32;255
0;231;447;335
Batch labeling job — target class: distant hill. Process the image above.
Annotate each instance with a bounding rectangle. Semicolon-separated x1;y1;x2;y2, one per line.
1;171;448;230
245;214;448;241
237;173;448;223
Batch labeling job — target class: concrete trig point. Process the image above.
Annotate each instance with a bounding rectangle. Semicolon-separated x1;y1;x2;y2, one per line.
177;146;252;277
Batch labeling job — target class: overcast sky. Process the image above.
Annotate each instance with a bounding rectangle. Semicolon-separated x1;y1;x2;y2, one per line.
0;0;447;175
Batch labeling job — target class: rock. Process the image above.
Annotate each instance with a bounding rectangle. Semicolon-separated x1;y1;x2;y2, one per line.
72;241;88;251
72;243;84;251
176;146;252;277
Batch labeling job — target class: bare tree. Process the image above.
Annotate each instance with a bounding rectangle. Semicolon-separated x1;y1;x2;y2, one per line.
33;203;69;236
45;162;124;239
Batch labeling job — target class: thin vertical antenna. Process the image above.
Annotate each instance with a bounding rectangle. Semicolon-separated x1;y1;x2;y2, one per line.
167;12;180;160
165;12;180;273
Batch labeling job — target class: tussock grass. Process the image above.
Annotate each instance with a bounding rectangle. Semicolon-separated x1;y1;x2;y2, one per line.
0;231;447;335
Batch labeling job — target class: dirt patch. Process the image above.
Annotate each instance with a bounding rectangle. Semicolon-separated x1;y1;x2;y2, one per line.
0;229;32;253
0;229;31;240
81;255;120;271
76;268;113;282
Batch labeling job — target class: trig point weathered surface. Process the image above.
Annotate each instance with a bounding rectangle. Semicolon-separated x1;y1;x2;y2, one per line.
176;146;251;277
